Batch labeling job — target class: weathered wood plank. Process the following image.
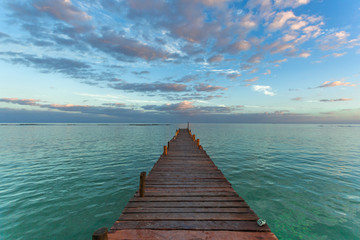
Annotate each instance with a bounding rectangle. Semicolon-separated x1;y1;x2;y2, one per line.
111;220;271;231
108;230;278;240
130;196;244;202
118;213;259;221
125;201;249;208
123;207;252;213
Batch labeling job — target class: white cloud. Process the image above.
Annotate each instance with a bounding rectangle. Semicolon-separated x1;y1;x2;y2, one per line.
274;0;310;8
268;11;296;30
333;52;347;57
252;85;276;96
290;20;308;30
263;69;271;75
298;51;311;58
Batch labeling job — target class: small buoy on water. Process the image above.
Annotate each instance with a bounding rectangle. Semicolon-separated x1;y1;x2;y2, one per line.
257;219;266;226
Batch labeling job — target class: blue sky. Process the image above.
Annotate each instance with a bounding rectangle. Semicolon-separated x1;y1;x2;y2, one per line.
0;0;359;123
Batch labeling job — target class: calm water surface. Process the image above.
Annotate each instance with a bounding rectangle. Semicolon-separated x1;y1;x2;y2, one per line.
0;124;359;239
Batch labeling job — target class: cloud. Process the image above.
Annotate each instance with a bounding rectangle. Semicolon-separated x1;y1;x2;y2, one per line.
226;40;251;53
268;11;296;30
270;58;288;64
274;0;311;9
291;97;302;101
0;32;10;38
226;73;242;80
194;83;227;92
0;97;151;120
86;30;169;61
143;101;242;115
263;69;271;75
175;75;198;83
207;54;224;63
132;71;150;75
298;51;311;58
0;98;40;106
266;41;296;54
332;52;347;58
109;80;188;92
317;80;356;88
319;98;352;102
244;77;259;82
318;31;350;51
252;85;276;96
33;0;92;31
247;53;263;63
0;52;92;78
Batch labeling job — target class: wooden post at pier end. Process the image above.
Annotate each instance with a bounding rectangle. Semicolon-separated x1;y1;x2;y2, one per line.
92;227;108;240
139;172;146;197
163;145;168;155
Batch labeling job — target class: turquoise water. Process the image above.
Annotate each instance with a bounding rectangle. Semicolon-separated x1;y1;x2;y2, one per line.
0;124;359;239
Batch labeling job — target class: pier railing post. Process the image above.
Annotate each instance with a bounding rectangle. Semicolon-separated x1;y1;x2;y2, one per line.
139;171;146;197
196;139;200;147
164;145;168;155
192;134;195;141
92;227;108;240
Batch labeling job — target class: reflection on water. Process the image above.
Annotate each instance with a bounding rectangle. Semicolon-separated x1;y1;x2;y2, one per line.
0;124;359;239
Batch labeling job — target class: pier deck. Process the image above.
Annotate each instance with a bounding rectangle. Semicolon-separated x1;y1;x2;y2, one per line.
103;128;277;239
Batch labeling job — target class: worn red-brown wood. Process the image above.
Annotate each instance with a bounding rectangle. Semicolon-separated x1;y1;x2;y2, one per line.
107;129;277;240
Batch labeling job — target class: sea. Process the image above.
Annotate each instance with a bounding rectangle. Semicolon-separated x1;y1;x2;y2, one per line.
0;123;359;240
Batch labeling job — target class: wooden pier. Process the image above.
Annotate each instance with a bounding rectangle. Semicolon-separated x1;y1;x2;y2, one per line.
93;128;278;240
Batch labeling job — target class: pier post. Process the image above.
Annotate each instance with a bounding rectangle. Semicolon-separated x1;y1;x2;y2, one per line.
196;139;200;147
139;172;146;197
192;134;195;141
167;141;170;149
92;227;108;240
164;145;168;155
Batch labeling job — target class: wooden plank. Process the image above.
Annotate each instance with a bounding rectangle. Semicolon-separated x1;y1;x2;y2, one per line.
123;207;252;213
118;213;259;221
125;201;249;208
111;220;271;231
108;230;278;240
130;196;244;202
145;187;235;192
141;192;239;197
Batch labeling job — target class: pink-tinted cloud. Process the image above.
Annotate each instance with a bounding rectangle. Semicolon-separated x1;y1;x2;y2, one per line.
298;51;311;58
194;83;227;92
34;0;92;31
109;80;188;92
244;77;259;82
0;98;40;106
263;69;271;75
291;97;302;101
333;52;347;57
87;31;169;61
274;0;310;8
207;54;224;63
268;11;296;30
317;80;356;88
247;53;263;63
270;58;288;64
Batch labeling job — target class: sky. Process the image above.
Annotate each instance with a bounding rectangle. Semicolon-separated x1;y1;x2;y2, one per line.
0;0;359;123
